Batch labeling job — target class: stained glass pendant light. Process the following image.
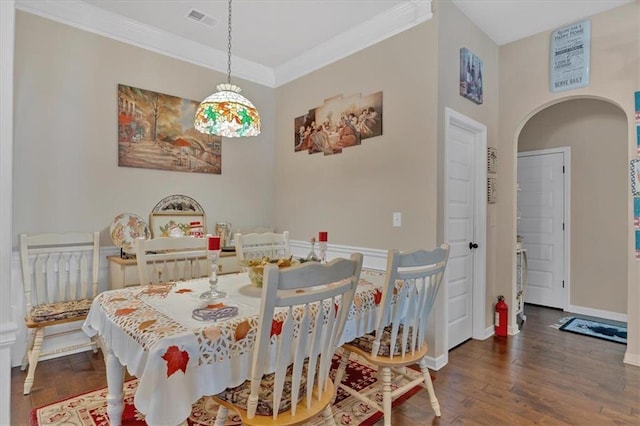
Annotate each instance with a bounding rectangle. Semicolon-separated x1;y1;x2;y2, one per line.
194;0;260;137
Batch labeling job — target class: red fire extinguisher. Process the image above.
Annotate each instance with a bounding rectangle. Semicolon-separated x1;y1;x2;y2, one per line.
495;295;508;337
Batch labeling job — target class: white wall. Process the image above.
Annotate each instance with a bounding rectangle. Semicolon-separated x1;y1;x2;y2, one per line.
12;12;277;250
0;2;17;424
498;2;639;364
519;99;628;315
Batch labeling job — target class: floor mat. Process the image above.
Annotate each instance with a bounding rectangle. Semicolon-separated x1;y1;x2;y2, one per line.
559;317;627;344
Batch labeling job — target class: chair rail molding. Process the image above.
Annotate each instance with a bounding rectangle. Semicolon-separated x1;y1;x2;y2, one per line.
290;240;388;272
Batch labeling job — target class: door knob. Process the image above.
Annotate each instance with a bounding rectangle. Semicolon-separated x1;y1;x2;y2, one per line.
469;242;479;249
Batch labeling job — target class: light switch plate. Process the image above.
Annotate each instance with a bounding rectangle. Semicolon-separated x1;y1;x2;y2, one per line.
393;212;402;227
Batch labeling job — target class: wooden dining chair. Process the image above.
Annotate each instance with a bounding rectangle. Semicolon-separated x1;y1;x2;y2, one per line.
19;231;102;395
333;244;450;426
212;253;363;426
135;236;209;285
234;231;290;261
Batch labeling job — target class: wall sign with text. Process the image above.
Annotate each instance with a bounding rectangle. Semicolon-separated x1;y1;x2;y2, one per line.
550;20;590;93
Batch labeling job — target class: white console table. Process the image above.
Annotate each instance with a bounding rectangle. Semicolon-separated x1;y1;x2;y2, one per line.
107;251;240;290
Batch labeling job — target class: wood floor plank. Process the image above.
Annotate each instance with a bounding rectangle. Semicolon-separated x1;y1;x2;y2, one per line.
11;305;640;426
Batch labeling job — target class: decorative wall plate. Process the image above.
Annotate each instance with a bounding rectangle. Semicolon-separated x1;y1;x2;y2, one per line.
110;213;151;254
152;194;204;213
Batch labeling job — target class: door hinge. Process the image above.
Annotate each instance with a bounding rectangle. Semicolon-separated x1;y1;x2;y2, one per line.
562;166;565;173
562;280;565;288
562;223;565;231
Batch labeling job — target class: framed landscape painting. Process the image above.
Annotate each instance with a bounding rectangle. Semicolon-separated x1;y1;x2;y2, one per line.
118;84;222;174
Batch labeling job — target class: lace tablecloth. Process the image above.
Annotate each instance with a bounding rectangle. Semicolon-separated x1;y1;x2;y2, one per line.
82;270;384;426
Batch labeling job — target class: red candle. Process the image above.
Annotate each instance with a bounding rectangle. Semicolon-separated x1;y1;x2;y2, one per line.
208;235;221;250
318;231;328;242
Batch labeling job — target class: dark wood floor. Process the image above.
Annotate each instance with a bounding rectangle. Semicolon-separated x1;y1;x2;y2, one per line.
11;305;640;425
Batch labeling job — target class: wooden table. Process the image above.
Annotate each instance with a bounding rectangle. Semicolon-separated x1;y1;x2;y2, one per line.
107;251;240;289
82;270;384;426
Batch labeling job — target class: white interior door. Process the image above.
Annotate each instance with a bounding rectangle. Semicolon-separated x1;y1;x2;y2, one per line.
445;108;486;350
517;150;567;309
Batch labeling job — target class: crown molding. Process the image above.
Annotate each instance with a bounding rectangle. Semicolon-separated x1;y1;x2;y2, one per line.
14;0;432;88
15;0;276;87
274;0;433;86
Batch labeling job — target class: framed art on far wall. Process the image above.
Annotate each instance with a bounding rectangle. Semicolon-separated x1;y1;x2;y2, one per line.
118;84;222;174
460;47;484;105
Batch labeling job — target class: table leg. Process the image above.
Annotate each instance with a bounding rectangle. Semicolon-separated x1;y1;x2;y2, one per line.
105;346;125;425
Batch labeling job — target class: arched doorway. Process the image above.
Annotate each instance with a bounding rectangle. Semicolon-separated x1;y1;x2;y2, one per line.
516;98;628;320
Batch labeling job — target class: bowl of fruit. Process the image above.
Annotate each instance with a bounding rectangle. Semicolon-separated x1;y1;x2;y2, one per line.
240;256;298;288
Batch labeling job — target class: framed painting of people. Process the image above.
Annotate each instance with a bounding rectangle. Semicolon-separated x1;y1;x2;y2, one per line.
294;91;382;156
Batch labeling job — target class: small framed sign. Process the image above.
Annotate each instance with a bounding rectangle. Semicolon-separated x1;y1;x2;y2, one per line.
631;159;640;196
487;147;497;174
635;91;640;155
487;177;497;204
550;20;590;93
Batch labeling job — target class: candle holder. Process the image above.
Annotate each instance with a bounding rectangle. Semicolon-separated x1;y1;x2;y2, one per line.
200;250;226;301
305;237;320;262
318;241;327;263
318;232;328;263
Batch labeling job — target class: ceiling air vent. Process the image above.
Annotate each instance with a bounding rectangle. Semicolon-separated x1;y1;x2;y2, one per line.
185;9;216;27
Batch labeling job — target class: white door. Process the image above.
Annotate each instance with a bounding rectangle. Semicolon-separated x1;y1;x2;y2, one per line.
445;108;486;350
517;150;567;309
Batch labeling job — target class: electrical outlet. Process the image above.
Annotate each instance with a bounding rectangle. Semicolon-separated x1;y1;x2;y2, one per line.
392;212;402;227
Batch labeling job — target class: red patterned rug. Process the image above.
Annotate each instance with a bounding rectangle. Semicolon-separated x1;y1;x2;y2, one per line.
31;355;423;426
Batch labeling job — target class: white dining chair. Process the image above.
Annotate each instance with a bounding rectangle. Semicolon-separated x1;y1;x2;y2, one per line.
234;231;290;261
212;253;363;426
135;236;209;285
333;244;450;425
19;231;102;395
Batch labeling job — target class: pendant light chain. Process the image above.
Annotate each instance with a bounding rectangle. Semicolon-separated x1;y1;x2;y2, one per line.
226;0;232;85
193;0;260;137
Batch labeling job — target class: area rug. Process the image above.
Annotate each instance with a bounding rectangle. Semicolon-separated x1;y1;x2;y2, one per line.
559;317;627;344
30;355;423;426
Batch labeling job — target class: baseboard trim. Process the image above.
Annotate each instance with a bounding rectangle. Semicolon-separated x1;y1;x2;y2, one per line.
566;304;627;323
429;353;448;371
483;325;495;339
623;350;640;367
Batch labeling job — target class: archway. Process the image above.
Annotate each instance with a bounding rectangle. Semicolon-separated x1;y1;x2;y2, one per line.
516;97;628;320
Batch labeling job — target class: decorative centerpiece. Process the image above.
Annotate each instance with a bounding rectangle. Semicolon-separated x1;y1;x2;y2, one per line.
200;236;227;301
240;256;297;288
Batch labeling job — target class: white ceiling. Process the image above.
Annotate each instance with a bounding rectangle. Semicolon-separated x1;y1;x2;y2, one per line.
15;0;634;87
84;0;410;69
451;0;633;46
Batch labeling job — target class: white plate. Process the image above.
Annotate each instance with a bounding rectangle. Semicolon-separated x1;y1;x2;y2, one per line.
110;213;151;254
